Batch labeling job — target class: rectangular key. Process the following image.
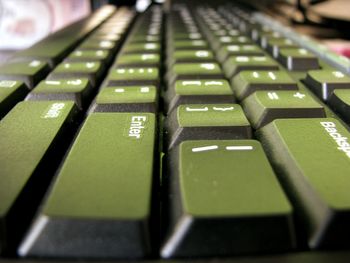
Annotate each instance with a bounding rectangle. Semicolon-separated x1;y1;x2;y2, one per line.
257;118;350;249
161;140;295;257
329;89;350;124
19;113;156;258
0;80;28;119
0;101;79;253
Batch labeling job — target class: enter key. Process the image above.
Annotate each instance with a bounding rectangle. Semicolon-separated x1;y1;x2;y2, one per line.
257;118;350;249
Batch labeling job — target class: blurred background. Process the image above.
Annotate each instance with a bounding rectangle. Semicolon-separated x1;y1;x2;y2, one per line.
0;0;349;64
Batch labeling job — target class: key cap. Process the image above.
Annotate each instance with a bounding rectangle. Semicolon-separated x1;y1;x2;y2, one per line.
169;50;215;65
0;60;50;89
231;71;298;100
168;63;223;84
19;113;156;258
27;79;92;109
166;79;234;113
242;90;325;129
328;89;350;124
115;53;160;66
48;61;103;86
223;55;279;79
266;38;297;58
0;80;28;119
161;140;295;258
212;35;251;49
78;40;117;51
279;48;319;71
166;104;251;149
171;40;209;50
106;67;159;86
304;69;350;101
122;43;161;53
257;118;350;249
91;86;157;112
66;50;111;63
0;101;79;253
217;44;264;63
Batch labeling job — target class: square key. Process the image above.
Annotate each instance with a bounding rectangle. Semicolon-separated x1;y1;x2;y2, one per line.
242;90;325;129
115;53;160;66
278;48;319;71
217;44;264;63
66;50;110;63
166;103;251;149
106;67;159;86
166;79;235;113
28;79;92;109
231;70;298;100
92;86;157;113
223;56;279;79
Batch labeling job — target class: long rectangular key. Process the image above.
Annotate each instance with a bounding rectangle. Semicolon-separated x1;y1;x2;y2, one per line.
162;140;295;257
0;101;79;254
19;113;156;259
257;118;350;249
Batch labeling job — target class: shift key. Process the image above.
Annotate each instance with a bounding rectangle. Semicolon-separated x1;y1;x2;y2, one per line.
19;113;156;259
0;101;79;254
257;118;350;249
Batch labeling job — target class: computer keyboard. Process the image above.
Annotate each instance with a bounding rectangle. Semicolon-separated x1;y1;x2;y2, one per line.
1;1;350;262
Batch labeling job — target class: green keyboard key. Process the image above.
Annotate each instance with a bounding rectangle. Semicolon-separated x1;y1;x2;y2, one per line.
223;55;279;79
27;79;92;109
231;70;298;100
166;104;251;149
79;40;117;51
328;89;350;124
0;80;28;119
48;61;103;86
122;42;161;53
106;67;159;85
66;50;111;63
19;113;156;258
161;140;295;257
115;53;160;66
278;48;319;71
166;79;234;113
266;38;297;58
242;90;325;129
92;86;157;112
217;44;264;63
169;50;215;64
257;118;350;249
212;35;251;49
171;40;208;49
305;69;350;101
0;101;79;253
0;60;50;89
169;63;223;84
